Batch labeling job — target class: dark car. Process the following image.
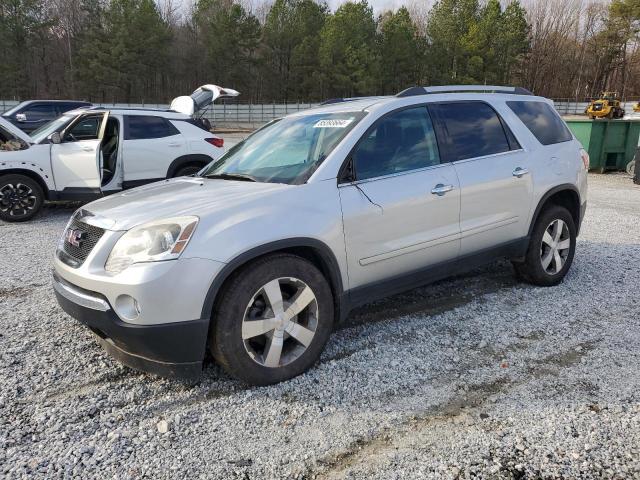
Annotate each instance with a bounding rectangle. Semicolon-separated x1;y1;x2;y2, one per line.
2;100;92;134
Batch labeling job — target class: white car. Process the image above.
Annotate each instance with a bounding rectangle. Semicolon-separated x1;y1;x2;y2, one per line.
0;85;238;222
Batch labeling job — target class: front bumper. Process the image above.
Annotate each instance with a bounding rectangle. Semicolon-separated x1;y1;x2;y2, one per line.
53;272;209;378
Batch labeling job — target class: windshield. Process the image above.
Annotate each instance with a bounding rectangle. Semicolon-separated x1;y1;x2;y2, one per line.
30;114;75;144
2;103;26;117
200;111;366;184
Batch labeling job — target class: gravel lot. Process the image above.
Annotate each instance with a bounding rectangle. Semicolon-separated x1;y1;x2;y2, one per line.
1;173;639;479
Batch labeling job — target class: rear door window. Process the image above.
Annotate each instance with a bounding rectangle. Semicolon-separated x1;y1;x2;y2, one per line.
507;101;573;145
57;103;85;115
125;116;179;140
429;102;515;162
351;106;441;181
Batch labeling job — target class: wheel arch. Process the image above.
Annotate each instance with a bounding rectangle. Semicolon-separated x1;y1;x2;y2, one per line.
166;154;213;178
0;168;51;200
528;184;582;236
200;238;347;327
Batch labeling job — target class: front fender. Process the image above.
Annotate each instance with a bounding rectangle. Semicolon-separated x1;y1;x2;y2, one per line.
182;180;349;317
0;149;56;193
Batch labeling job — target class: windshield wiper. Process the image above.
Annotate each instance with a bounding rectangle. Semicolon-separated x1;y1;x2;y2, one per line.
202;173;257;182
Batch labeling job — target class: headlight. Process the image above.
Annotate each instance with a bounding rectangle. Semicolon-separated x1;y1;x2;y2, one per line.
105;216;198;274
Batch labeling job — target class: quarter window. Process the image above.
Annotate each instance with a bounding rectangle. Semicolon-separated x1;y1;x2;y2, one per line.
351;106;440;181
429;102;513;161
125;116;179;140
507;101;573;145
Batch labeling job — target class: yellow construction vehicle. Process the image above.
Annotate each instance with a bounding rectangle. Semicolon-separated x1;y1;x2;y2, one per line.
585;92;625;119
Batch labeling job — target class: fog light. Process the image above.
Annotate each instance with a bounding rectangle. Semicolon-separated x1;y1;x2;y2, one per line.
115;294;141;321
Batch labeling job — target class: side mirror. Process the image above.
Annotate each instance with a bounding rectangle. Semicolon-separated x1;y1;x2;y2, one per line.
16;113;27;122
49;132;62;144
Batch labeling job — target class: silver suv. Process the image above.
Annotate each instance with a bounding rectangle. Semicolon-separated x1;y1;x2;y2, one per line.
52;86;588;385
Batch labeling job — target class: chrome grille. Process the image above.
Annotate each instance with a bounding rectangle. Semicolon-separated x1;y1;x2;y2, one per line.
58;217;105;268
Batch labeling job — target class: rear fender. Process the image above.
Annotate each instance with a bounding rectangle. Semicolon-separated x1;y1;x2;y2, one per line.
166;154;213;178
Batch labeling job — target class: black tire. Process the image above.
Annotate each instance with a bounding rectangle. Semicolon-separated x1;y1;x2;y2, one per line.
513;205;576;287
0;174;44;222
174;164;203;177
210;253;334;385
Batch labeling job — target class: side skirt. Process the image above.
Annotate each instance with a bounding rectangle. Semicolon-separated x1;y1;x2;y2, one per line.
49;187;103;201
344;237;529;312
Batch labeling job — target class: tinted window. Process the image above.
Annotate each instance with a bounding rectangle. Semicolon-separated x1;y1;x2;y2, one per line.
21;104;57;121
507;101;573;145
352;107;440;180
58;102;88;114
66;115;102;140
125;116;179;140
429;102;511;161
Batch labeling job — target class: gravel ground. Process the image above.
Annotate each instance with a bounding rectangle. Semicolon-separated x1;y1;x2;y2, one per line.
1;173;639;479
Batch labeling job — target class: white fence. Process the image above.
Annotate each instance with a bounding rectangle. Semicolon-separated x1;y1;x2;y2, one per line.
552;100;639;116
0;100;317;129
2;99;638;128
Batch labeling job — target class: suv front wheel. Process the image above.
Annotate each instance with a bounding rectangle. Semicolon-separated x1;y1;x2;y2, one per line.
514;205;577;286
0;174;44;222
210;253;334;385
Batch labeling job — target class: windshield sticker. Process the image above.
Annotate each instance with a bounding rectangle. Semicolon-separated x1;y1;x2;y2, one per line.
313;118;354;128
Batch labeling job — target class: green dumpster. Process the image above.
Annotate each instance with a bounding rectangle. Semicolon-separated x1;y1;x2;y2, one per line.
565;119;640;172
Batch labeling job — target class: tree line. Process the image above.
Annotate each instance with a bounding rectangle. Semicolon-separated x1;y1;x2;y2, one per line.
1;0;640;104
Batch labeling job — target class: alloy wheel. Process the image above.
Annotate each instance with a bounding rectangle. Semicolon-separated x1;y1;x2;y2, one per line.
242;277;319;368
0;183;37;218
540;219;571;274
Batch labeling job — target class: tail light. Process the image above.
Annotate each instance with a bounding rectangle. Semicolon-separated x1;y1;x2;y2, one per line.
579;149;590;170
205;137;224;148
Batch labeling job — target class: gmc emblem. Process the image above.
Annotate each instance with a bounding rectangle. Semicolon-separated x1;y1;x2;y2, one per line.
66;229;87;248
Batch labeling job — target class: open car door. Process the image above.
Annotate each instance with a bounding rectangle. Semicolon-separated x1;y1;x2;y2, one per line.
50;112;108;192
170;84;240;116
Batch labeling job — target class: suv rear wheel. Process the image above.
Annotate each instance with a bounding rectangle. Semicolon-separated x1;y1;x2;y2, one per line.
513;205;576;286
210;253;334;385
0;174;44;222
174;165;202;177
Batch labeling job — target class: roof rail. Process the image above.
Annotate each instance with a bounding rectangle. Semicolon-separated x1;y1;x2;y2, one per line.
319;96;388;105
396;85;533;97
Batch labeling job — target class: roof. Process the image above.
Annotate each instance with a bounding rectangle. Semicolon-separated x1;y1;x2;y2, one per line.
291;88;550;118
64;107;190;119
11;99;91;105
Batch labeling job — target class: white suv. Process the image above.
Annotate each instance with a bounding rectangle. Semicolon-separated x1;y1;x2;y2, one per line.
0;85;238;222
52;86;588;385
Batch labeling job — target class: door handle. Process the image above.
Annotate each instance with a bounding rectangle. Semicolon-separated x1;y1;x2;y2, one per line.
82;147;94;152
431;184;454;196
167;142;181;147
512;167;529;178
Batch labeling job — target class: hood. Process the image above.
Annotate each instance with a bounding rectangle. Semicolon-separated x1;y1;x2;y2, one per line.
170;84;240;116
0;116;33;144
82;177;288;231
